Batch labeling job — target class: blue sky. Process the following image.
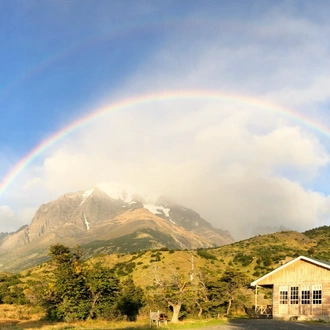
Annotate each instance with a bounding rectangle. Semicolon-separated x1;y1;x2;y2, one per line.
1;0;330;239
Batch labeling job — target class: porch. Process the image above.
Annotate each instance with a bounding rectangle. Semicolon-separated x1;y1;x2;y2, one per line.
253;284;273;318
255;305;273;318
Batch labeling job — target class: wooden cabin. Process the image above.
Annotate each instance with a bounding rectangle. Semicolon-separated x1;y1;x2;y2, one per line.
251;256;330;321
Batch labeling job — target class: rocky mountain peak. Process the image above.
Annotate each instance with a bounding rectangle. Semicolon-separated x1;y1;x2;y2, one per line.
0;182;234;271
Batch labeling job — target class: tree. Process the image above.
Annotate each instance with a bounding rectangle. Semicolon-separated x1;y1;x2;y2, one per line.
151;266;195;323
86;261;121;320
117;276;145;321
35;244;132;321
195;271;219;317
45;244;91;321
195;268;249;318
218;268;248;315
0;275;27;305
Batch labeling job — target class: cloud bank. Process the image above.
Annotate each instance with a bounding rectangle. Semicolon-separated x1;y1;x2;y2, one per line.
13;99;330;240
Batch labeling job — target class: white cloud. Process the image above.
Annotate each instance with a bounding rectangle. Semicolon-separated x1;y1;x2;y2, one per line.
15;99;330;240
23;177;44;191
0;205;15;218
0;205;25;232
253;126;329;175
182;169;328;240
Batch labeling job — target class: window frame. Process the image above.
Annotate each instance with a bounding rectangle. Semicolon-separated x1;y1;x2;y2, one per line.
301;286;310;305
290;286;299;304
279;286;288;304
312;285;322;305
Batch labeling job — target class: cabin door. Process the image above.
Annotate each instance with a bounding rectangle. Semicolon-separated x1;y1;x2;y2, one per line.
299;285;311;316
279;286;288;315
279;304;288;315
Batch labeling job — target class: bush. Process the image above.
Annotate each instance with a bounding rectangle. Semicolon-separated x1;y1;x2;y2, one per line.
197;249;217;260
233;253;253;267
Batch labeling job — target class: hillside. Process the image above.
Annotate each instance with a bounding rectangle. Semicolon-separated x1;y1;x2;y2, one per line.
18;226;330;287
79;226;330;290
0;225;325;322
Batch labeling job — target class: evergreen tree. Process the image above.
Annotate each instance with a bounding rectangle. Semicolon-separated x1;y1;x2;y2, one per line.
86;261;121;320
195;271;224;317
117;276;145;321
218;268;248;315
45;244;91;321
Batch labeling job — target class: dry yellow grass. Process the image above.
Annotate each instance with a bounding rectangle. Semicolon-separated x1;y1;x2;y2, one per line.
0;304;44;329
0;312;226;330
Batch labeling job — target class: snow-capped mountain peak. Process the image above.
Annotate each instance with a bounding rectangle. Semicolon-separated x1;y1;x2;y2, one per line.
96;182;145;203
92;183;175;222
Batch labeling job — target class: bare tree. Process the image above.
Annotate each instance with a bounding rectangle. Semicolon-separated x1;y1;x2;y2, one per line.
150;253;198;323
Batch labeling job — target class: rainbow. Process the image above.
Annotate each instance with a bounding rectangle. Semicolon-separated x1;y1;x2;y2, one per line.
0;90;329;199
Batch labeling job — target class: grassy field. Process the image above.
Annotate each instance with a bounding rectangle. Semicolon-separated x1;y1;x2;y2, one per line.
0;308;227;330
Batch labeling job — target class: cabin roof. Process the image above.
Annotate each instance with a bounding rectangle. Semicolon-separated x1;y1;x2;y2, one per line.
251;255;330;287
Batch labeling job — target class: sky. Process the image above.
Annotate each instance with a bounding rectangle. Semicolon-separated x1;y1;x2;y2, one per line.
1;0;330;240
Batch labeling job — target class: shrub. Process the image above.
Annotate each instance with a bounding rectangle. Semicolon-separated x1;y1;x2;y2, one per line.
197;249;217;260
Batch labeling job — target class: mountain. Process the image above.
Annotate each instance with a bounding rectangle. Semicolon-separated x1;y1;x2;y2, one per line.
0;183;233;272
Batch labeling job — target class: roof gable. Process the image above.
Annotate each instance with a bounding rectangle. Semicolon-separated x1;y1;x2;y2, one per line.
251;256;330;287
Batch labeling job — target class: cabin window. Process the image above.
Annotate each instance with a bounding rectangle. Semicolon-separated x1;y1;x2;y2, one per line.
279;286;288;304
312;285;322;304
301;286;310;304
290;286;298;304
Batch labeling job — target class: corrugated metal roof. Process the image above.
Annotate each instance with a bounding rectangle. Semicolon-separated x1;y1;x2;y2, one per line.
251;255;330;287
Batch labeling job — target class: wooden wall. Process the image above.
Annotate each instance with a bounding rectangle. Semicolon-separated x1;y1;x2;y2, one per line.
258;259;330;320
257;259;330;285
272;279;330;318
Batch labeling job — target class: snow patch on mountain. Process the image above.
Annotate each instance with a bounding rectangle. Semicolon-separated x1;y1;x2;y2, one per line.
79;189;94;206
83;189;94;199
144;204;175;224
83;212;90;230
96;182;143;203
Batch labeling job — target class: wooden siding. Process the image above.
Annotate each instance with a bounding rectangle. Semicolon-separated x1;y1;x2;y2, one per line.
272;282;330;319
255;259;330;319
257;259;330;286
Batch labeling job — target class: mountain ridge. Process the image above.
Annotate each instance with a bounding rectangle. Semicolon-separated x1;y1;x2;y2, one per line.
0;182;233;272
